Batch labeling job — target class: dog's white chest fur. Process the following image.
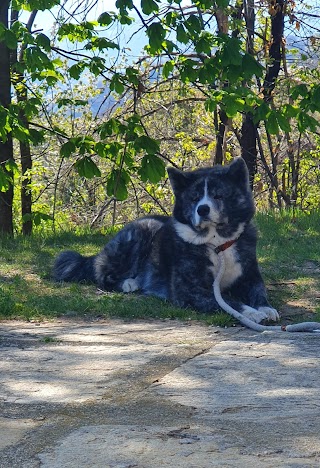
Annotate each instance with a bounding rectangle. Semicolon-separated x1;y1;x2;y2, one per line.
173;220;244;291
207;245;242;291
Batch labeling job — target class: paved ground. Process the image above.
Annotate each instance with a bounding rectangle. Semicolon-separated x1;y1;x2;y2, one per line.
1;318;320;467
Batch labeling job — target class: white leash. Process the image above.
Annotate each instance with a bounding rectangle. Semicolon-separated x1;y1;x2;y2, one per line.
213;250;320;333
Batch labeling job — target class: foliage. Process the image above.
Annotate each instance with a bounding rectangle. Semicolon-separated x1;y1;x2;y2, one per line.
0;0;319;233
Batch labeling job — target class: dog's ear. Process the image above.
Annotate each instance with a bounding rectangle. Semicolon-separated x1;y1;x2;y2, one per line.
227;158;250;188
167;167;191;193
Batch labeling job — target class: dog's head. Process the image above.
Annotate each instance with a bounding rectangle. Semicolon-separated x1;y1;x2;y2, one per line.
167;158;255;243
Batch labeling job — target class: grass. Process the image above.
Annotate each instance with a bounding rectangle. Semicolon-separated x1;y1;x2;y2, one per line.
255;210;320;321
0;210;319;326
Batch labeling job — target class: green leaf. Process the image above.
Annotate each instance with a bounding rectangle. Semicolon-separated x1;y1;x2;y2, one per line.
116;0;134;10
141;0;159;15
163;39;176;54
311;85;320;110
89;57;106;76
205;98;218;112
138;155;165;183
198;60;218;84
276;111;291;133
12;0;58;11
215;0;230;6
221;38;242;66
176;24;189;44
252;101;270;124
5;29;18;49
68;63;84;80
283;104;299;119
223;95;244;117
134;135;160;154
242;53;264;78
125;67;139;85
184;15;202;35
297;112;319;133
180;60;199;83
98;12;114;25
95;142;108;157
86;37;119;51
0;108;11;142
107;142;124;158
119;14;133;25
28;128;45;145
60;140;76;158
30;211;53;226
24;46;53;73
0;167;12;192
162;60;174;79
110;74;125;94
147;22;166;52
265;111;279;135
164;11;179;27
98;118;122;137
35;33;51;51
106;169;129;200
291;83;308;100
57;98;88;108
13;125;29;142
5;159;19;175
75;157;101;179
195;32;213;55
75;136;95;155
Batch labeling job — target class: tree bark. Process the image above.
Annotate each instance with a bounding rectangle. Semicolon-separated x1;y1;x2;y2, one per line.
240;113;257;188
11;9;37;235
262;0;284;101
214;7;229;165
0;0;14;236
240;0;257;189
240;0;285;190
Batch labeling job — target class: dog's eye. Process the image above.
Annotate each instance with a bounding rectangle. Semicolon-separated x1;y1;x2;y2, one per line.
213;195;223;200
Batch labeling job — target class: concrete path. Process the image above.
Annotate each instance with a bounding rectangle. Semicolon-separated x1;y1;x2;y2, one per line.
0;319;320;467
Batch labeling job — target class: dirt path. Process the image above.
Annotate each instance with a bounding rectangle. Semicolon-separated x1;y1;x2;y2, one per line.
1;319;320;467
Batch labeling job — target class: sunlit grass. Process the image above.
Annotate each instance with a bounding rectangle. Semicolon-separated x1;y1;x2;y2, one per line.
0;210;319;324
255;210;320;320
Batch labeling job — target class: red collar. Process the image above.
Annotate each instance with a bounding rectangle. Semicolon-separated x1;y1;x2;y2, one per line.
214;237;239;254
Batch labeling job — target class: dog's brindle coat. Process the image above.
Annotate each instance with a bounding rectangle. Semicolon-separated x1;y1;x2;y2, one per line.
54;158;278;324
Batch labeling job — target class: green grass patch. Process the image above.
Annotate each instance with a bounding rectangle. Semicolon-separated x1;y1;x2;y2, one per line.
0;210;319;325
255;210;320;319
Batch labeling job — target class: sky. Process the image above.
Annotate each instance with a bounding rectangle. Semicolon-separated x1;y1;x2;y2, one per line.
20;0;149;59
18;0;320;65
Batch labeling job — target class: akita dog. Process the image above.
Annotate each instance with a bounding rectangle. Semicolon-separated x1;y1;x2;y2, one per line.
54;158;279;324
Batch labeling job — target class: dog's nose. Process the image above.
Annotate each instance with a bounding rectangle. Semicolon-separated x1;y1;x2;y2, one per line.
197;204;210;217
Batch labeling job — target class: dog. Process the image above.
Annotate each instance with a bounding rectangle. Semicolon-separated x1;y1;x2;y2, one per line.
53;158;279;324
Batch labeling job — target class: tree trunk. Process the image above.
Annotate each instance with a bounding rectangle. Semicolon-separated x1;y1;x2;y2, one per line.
262;0;285;101
240;113;257;188
19;109;33;236
11;9;36;236
214;8;229;165
0;0;14;236
214;108;228;165
240;0;257;189
240;0;285;190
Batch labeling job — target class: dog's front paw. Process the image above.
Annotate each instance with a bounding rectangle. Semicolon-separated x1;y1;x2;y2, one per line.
241;305;268;324
258;306;279;322
122;278;139;293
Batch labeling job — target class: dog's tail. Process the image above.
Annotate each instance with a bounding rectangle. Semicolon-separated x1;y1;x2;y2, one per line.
53;251;96;283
